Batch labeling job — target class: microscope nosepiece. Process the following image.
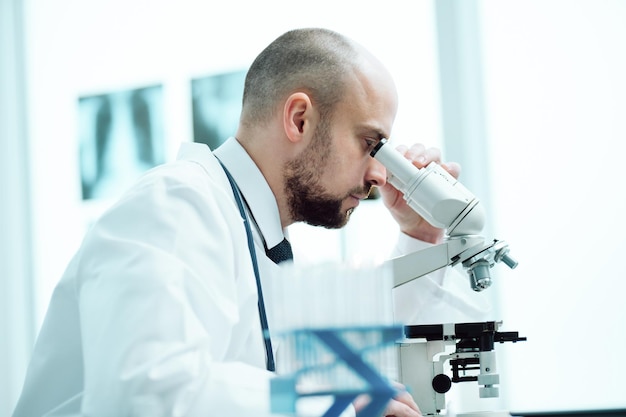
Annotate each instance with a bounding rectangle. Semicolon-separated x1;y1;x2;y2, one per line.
468;260;492;291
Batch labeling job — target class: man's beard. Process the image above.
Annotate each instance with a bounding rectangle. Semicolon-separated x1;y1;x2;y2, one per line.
283;122;371;229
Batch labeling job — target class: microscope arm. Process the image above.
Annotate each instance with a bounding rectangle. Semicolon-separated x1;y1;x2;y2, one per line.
390;235;485;288
389;233;516;291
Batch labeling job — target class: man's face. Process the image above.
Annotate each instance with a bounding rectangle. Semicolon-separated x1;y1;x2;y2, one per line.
283;116;372;229
283;63;398;229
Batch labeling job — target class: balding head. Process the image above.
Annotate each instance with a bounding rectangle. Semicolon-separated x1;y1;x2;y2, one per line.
240;28;361;129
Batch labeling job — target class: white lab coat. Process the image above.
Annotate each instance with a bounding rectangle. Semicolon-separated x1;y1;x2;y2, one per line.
14;139;283;416
13;138;489;417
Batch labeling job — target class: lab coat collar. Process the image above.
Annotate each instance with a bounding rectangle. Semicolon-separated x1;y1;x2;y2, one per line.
212;137;287;250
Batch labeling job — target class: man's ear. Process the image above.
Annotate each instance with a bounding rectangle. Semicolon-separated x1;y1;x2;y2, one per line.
283;92;317;144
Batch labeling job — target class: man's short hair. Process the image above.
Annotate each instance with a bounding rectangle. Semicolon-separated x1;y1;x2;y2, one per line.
240;28;358;127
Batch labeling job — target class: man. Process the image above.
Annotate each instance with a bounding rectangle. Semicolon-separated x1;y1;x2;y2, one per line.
13;28;466;416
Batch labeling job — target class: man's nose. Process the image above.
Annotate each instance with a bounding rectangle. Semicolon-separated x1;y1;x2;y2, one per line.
365;157;387;187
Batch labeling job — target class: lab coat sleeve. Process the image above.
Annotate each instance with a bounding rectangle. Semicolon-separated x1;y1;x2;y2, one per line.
74;167;278;416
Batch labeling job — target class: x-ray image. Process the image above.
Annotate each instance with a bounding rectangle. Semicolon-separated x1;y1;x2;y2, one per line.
78;85;165;200
191;70;246;150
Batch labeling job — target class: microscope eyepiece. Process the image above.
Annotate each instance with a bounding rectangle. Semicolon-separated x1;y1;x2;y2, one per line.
369;138;387;157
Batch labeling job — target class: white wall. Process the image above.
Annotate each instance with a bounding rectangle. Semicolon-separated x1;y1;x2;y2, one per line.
1;1;35;416
480;0;626;412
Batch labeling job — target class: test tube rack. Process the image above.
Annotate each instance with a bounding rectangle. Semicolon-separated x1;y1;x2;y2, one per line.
270;325;403;417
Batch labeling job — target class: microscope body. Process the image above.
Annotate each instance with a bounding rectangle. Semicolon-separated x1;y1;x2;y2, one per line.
268;140;523;417
370;140;525;415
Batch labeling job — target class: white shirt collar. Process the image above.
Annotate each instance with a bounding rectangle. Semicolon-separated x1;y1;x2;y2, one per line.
213;137;287;249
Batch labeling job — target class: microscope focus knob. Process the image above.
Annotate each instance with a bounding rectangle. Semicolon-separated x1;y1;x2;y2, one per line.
432;374;452;394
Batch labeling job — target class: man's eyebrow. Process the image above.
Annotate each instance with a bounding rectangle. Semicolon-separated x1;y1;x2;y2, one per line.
359;125;387;140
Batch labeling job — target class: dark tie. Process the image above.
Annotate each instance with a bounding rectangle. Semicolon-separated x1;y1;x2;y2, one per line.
266;238;293;264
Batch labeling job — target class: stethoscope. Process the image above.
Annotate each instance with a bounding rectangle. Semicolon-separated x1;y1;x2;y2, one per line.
218;160;276;372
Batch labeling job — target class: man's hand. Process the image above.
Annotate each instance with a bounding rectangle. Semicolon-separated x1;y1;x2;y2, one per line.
378;143;461;244
353;381;422;417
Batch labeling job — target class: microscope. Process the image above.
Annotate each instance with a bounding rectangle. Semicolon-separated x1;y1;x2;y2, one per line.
370;140;526;416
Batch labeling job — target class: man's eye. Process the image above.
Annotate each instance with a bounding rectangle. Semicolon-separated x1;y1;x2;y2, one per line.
363;138;377;151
